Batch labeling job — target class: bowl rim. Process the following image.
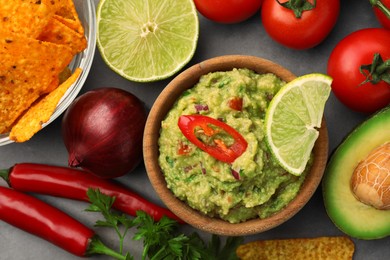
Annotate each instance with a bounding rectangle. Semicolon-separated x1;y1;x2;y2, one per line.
143;55;329;236
0;0;97;146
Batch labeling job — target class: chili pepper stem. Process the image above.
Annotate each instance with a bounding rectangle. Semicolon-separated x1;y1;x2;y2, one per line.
87;236;128;260
370;0;390;19
0;169;10;183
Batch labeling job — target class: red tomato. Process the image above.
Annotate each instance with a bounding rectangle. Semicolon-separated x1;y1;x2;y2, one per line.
327;28;390;114
261;0;340;49
371;0;390;29
194;0;263;24
228;97;243;111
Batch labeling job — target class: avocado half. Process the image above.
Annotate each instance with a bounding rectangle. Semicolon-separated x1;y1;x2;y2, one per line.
322;107;390;240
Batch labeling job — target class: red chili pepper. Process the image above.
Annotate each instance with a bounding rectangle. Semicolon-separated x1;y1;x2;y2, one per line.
0;163;184;224
0;186;94;256
178;115;248;163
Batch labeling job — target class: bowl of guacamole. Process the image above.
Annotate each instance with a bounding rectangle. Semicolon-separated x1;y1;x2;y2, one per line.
143;55;328;236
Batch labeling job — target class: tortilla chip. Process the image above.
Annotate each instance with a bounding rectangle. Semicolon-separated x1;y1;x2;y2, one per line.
0;0;85;140
0;32;74;133
53;14;84;35
38;16;87;55
59;67;73;84
236;237;355;260
43;0;84;35
9;68;82;142
0;0;52;38
43;0;74;18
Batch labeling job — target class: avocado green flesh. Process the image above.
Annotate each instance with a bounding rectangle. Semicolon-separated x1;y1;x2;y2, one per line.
323;107;390;240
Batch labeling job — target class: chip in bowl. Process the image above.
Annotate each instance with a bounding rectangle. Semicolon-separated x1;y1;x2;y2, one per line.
9;68;82;142
0;32;74;133
0;0;91;142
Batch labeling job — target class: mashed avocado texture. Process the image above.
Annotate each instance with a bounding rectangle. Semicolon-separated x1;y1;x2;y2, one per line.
158;68;310;223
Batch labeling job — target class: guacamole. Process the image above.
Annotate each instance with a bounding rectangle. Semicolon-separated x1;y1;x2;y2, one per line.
158;68;310;223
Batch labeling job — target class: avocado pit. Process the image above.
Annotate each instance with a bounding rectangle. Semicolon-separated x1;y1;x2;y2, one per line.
350;142;390;210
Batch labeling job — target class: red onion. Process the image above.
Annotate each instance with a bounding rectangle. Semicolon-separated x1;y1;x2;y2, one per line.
61;87;147;178
194;104;209;112
231;169;240;180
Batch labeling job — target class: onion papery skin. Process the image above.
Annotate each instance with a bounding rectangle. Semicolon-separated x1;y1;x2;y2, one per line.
62;88;147;178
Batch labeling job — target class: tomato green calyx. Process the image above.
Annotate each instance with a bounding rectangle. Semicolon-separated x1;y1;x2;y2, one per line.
360;53;390;85
276;0;317;18
178;115;248;164
370;0;390;19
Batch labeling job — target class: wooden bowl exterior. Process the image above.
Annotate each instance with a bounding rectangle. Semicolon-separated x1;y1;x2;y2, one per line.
143;55;328;236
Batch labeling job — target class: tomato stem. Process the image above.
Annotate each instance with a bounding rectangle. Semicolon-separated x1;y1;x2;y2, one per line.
360;53;390;85
370;0;390;19
276;0;317;18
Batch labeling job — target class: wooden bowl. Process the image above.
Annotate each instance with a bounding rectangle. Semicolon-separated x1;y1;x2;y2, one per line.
143;55;328;236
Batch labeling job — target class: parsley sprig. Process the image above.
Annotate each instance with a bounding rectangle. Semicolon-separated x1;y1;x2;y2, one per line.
86;188;243;260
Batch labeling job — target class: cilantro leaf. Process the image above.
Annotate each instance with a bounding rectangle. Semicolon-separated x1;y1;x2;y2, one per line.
86;188;243;260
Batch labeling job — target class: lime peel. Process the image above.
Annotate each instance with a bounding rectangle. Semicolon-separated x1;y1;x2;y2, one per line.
96;0;199;82
265;73;332;176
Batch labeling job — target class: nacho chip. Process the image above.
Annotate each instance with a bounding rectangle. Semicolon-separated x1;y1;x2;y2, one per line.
0;0;52;38
0;0;85;140
0;32;74;133
43;0;84;35
53;14;84;35
59;67;73;84
38;16;87;55
236;237;355;260
9;68;82;142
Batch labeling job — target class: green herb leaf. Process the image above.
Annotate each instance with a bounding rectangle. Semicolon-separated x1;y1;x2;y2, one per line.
218;236;244;260
86;188;243;260
86;188;115;212
86;188;135;257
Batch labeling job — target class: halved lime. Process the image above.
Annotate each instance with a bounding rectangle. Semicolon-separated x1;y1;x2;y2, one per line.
265;74;332;175
96;0;199;82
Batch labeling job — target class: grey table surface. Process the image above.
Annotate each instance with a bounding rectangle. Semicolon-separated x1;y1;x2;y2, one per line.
1;0;389;259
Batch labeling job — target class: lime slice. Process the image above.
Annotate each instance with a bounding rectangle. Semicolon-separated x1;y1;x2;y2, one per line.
96;0;199;82
265;74;332;175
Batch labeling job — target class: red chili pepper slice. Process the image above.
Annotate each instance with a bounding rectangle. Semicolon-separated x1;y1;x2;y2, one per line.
0;163;184;224
178;115;248;163
0;186;94;256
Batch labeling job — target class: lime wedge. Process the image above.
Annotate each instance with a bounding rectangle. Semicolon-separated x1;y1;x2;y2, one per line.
96;0;199;82
265;74;332;175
